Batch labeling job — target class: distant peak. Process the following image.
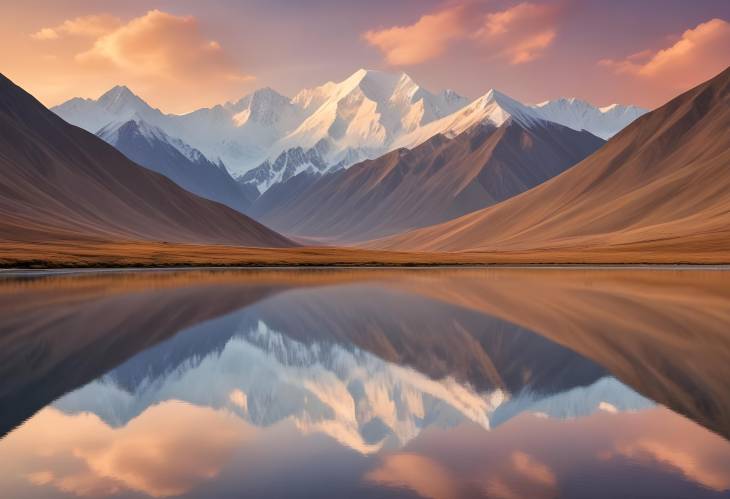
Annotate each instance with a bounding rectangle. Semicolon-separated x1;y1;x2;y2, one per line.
347;68;403;84
339;68;409;98
482;88;501;99
99;116;166;140
479;88;521;107
97;84;151;112
252;86;284;97
99;85;136;101
344;68;371;84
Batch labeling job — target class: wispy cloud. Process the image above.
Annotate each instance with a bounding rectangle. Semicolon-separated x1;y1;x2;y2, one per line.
25;9;254;112
363;5;469;66
364;1;560;66
599;18;730;89
75;10;251;83
473;2;560;65
31;14;122;40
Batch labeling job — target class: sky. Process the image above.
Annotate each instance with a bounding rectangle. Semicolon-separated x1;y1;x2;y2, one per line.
2;0;729;113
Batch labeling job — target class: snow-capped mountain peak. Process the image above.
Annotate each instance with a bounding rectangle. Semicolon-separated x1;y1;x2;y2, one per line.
52;70;645;193
227;87;299;127
392;87;542;149
53;85;163;134
272;68;468;172
472;88;539;126
98;118;212;166
96;85;153;114
531;98;647;139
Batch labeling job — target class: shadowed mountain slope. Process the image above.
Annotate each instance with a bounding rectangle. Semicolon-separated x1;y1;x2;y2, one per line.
0;74;292;247
97;119;259;214
252;120;604;243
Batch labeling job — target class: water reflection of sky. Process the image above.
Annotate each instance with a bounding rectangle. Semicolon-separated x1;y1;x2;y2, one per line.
1;269;729;498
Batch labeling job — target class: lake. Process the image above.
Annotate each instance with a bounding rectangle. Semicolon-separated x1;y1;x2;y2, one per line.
1;267;729;498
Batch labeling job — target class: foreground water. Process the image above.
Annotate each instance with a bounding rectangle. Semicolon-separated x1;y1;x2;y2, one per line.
1;268;729;499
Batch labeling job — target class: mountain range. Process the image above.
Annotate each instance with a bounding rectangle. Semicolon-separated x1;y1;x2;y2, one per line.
0;73;292;248
251;114;605;242
371;66;730;257
52;69;646;194
2;65;727;265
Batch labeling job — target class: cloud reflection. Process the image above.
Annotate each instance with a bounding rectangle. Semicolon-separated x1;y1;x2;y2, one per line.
3;402;250;497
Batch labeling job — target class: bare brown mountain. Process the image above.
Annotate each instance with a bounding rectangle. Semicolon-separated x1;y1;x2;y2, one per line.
372;66;730;255
0;73;292;247
251;120;604;243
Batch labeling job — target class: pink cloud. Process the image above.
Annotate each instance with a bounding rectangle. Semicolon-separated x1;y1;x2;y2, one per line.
507;29;556;64
510;451;557;487
363;5;469;66
365;453;459;499
76;10;251;83
364;2;560;66
599;18;730;90
473;2;560;64
483;451;558;499
31;14;122;40
613;438;730;492
4;403;252;498
481;2;551;36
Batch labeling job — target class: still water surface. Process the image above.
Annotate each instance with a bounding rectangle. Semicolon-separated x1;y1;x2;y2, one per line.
1;268;729;498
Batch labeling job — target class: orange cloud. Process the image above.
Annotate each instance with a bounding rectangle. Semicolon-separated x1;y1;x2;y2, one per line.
600;18;730;90
613;438;730;492
364;2;559;66
473;2;559;64
363;5;469;65
19;10;255;112
31;14;122;40
365;453;459;499
483;451;558;499
507;29;556;64
481;2;549;36
1;403;251;498
510;451;556;487
76;10;251;83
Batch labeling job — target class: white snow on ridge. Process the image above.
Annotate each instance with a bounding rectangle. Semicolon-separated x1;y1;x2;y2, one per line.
393;88;543;150
97;118;217;168
532;97;647;139
277;69;469;160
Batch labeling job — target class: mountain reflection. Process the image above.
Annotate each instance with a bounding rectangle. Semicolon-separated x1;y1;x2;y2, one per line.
1;268;729;498
53;318;651;454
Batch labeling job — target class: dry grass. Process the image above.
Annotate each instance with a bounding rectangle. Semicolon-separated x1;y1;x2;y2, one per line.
1;239;729;268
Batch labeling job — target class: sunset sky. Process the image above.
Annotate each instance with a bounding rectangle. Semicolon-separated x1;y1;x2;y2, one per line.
2;0;729;113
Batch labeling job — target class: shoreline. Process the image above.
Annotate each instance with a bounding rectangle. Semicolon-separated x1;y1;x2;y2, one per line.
3;263;730;278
